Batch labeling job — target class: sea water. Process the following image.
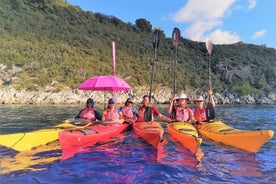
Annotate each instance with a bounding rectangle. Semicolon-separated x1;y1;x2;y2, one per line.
0;104;275;183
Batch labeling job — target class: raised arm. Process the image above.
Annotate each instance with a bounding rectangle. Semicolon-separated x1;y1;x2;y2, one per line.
208;90;215;107
168;96;176;114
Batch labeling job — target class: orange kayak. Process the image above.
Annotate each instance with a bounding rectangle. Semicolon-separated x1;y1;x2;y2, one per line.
133;121;164;148
196;120;274;152
167;122;202;154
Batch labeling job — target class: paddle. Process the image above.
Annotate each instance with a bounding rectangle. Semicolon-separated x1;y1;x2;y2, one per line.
55;118;99;128
170;27;180;119
149;29;161;103
144;29;161;122
205;39;215;121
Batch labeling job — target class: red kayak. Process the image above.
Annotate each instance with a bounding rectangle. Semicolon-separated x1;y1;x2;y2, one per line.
59;121;130;149
133;121;165;148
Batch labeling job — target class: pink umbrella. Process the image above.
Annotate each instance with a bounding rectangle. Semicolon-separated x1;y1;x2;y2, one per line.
78;75;131;91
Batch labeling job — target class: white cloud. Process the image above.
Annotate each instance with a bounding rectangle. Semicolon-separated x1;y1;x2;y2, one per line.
205;29;240;44
184;20;222;41
251;29;267;39
248;0;257;9
172;0;240;44
173;0;235;22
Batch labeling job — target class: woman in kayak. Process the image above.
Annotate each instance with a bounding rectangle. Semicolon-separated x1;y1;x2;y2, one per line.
193;90;215;122
118;97;139;123
102;98;122;122
75;98;102;121
168;93;195;123
137;94;171;122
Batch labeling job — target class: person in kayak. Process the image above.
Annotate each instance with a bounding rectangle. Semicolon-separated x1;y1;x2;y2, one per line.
118;97;138;123
75;98;102;121
102;98;122;122
168;93;195;123
137;94;171;122
193;90;215;122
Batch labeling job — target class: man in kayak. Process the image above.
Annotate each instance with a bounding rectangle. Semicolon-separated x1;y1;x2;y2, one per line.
118;97;138;123
168;93;195;123
75;98;102;121
193;90;215;122
102;98;122;122
137;94;171;122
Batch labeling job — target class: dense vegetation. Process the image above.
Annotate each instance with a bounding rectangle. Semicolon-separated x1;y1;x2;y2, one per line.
0;0;275;96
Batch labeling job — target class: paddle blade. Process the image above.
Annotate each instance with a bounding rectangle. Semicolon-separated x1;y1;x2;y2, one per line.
170;106;177;120
206;102;215;121
206;39;212;55
144;107;152;122
172;27;180;49
153;29;161;50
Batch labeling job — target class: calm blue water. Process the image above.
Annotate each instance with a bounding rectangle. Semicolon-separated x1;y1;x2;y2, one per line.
0;104;275;183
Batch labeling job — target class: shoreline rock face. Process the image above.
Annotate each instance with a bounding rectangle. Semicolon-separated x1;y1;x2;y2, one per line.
0;87;275;105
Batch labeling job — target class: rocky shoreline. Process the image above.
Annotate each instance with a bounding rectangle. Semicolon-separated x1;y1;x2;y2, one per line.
0;86;275;105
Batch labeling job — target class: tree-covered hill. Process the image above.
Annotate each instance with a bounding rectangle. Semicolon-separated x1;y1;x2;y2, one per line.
0;0;275;97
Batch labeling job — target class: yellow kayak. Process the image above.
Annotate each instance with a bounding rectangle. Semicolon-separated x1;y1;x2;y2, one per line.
196;120;274;152
167;122;202;154
0;119;92;152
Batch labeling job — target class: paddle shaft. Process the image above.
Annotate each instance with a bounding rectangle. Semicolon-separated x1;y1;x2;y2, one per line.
208;53;212;90
149;47;157;103
173;47;177;95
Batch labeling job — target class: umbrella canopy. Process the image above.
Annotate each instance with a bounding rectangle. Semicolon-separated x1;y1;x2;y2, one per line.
78;75;131;91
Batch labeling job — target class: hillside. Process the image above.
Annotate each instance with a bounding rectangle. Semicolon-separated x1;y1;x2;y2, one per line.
0;0;275;99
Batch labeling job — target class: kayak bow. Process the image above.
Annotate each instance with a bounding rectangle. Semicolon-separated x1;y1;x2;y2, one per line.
167;122;202;154
196;120;274;152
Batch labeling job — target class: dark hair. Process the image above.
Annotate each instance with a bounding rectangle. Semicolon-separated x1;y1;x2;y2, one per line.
86;98;94;108
143;94;149;98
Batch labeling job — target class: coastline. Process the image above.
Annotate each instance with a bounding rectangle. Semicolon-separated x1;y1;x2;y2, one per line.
0;86;275;105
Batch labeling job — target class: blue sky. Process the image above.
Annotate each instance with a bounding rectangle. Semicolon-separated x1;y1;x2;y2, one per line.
67;0;276;48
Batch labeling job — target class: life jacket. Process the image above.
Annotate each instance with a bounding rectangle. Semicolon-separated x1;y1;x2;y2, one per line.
175;106;193;122
121;106;134;119
105;108;119;121
79;108;96;121
137;106;154;122
194;107;207;121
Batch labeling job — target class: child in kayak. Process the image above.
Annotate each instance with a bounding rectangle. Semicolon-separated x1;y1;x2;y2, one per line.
75;98;102;121
137;94;171;122
102;98;123;122
168;93;195;123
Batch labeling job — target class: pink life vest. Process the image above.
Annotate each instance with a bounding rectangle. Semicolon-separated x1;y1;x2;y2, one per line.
79;108;96;120
121;106;134;119
105;108;119;121
175;106;193;122
194;107;207;121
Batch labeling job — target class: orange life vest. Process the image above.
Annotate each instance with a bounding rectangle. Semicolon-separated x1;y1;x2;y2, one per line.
194;107;207;121
79;108;96;121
